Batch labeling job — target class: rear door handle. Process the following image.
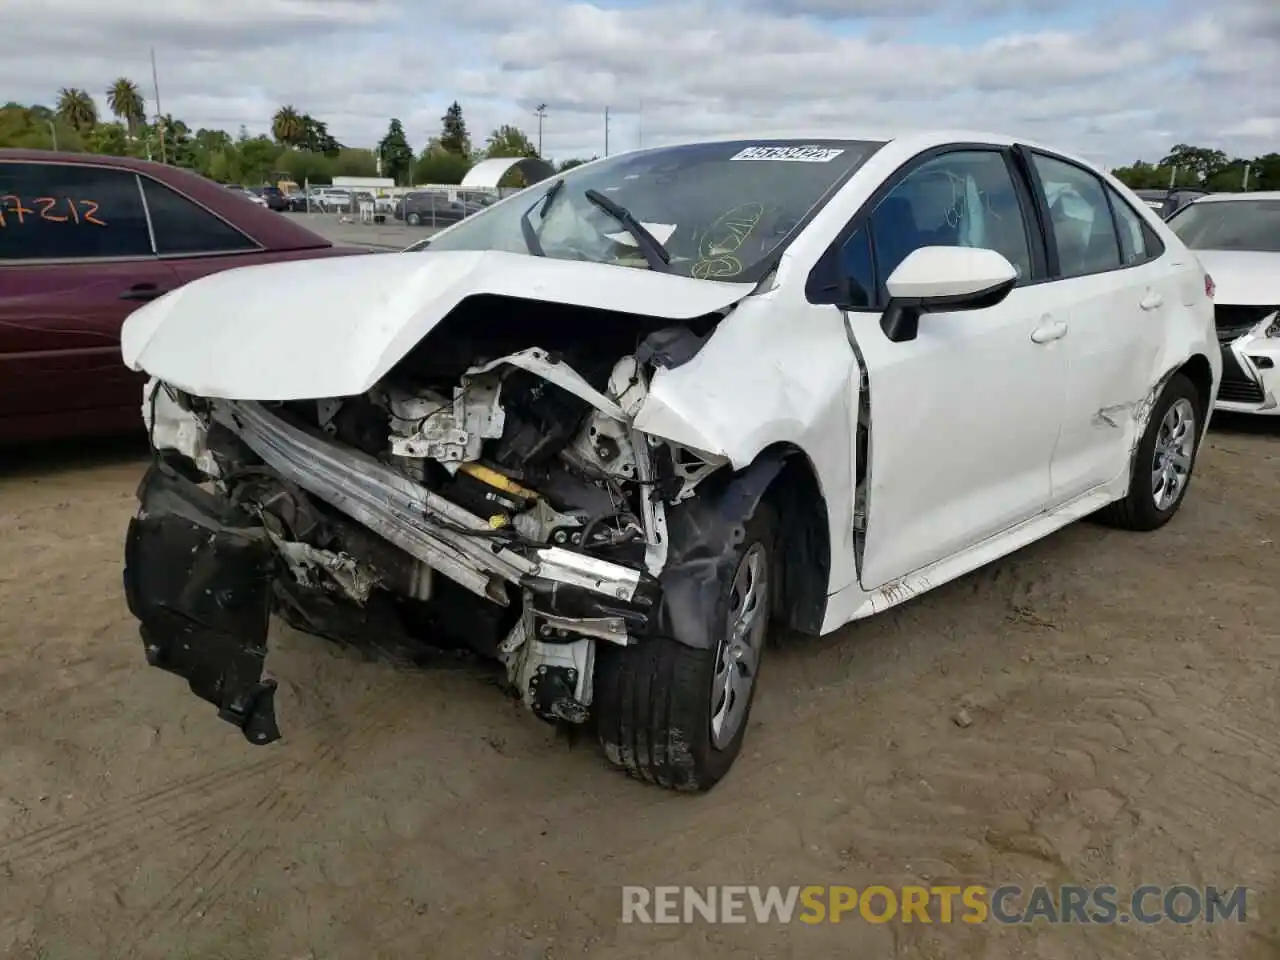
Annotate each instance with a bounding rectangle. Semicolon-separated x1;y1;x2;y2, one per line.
1030;319;1069;344
120;283;169;302
1140;292;1164;311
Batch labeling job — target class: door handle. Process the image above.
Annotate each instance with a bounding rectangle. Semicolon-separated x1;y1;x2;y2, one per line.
1140;292;1164;311
120;283;169;302
1030;319;1069;344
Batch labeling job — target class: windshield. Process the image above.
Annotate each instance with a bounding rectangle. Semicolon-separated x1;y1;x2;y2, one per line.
1167;199;1280;252
409;139;884;281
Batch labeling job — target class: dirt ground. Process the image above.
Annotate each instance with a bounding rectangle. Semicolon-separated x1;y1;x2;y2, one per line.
0;416;1277;960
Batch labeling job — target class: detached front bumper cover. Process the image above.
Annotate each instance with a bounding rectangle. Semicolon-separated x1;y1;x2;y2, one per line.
123;464;281;745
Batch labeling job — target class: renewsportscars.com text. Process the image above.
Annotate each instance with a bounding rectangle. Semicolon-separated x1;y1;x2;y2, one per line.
621;884;1249;925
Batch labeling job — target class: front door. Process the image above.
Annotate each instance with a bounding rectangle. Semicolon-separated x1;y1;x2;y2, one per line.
818;148;1068;590
0;160;177;437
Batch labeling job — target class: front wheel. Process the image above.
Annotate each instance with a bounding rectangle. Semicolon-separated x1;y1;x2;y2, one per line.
1096;372;1203;530
406;212;421;226
594;507;776;791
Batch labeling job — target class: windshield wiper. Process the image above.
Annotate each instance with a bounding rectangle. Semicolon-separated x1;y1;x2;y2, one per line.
583;189;671;272
519;179;564;257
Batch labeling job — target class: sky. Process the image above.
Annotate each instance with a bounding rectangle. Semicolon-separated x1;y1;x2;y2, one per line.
3;0;1277;168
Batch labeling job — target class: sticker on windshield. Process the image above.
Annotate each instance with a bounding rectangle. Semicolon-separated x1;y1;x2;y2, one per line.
730;145;845;162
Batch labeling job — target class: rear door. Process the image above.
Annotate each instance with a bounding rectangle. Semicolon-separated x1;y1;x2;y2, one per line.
136;174;275;288
0;160;178;436
1019;150;1167;502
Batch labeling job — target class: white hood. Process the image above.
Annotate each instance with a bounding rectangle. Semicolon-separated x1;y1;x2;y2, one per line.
1194;250;1280;306
121;249;751;400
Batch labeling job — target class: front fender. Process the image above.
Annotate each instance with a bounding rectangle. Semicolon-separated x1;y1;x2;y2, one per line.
633;296;862;593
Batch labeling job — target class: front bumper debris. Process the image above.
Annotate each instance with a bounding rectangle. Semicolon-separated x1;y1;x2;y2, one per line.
123;464;280;744
211;399;661;616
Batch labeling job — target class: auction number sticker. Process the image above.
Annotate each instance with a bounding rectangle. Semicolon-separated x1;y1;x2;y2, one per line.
730;145;846;162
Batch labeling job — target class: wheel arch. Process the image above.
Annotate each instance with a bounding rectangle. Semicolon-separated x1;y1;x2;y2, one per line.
655;440;832;649
1175;352;1215;423
756;442;831;636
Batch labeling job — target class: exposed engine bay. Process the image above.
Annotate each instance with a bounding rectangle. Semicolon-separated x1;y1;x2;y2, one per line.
127;301;739;744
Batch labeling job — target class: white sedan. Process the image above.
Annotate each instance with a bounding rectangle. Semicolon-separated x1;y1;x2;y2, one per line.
1165;191;1280;414
118;130;1220;791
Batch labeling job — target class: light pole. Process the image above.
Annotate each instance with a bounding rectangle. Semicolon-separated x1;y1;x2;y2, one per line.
46;120;58;151
534;104;547;157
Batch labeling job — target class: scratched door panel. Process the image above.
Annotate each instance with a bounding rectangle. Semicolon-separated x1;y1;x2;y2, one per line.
0;160;176;421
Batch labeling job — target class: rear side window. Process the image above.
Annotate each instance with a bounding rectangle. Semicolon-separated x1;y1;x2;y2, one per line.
1030;154;1122;278
1107;186;1164;265
140;178;259;256
0;161;152;261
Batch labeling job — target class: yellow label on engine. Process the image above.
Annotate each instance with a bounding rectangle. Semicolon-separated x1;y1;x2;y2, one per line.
488;514;509;529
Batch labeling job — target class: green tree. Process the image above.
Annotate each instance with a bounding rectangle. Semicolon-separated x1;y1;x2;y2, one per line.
1159;144;1229;184
0;104;82;151
332;148;379;177
237;132;283;183
298;114;341;156
276;147;334;185
56;88;97;133
106;78;146;139
484;124;538;159
557;157;594;171
86;121;130;156
413;149;472;185
272;105;305;147
1250;153;1280;191
378;118;413;185
439;101;470;156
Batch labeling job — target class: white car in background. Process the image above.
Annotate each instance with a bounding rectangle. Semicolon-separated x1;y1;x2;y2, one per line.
227;184;268;208
1166;192;1280;414
120;131;1219;792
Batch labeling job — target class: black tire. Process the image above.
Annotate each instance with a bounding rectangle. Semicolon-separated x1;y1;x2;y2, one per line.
1096;372;1203;531
594;505;777;792
406;212;421;226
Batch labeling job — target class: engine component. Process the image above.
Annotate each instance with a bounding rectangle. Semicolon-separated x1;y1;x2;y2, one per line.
567;410;637;481
488;369;591;472
384;380;505;468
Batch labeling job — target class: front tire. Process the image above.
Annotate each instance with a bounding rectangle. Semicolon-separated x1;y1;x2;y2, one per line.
595;506;776;791
1096;372;1202;531
406;212;421;226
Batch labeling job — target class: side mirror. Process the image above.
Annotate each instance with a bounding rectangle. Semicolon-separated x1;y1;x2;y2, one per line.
880;246;1018;343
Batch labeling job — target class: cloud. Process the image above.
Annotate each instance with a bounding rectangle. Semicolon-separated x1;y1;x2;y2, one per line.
1;0;1275;166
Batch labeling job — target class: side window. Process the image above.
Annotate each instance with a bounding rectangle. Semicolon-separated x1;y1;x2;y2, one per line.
0;162;152;261
845;150;1033;304
1030;155;1121;278
1107;186;1162;265
140;178;258;255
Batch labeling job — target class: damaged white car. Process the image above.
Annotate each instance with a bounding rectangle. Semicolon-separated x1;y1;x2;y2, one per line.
120;132;1221;791
1165;192;1280;414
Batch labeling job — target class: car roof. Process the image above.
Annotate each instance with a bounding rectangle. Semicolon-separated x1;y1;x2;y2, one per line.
605;129;1106;170
1193;191;1280;203
0;149;332;249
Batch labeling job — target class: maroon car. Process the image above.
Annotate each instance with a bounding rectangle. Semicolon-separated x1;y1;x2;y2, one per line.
0;150;369;443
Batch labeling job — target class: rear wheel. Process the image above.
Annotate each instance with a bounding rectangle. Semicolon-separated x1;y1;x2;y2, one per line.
406;212;422;226
1096;372;1202;530
595;506;776;791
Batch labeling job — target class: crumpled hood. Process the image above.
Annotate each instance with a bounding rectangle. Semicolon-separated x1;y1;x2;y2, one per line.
1194;250;1280;307
121;249;751;401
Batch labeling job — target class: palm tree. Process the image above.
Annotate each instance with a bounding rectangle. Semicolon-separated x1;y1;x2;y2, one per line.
56;88;97;132
272;105;304;147
106;77;146;139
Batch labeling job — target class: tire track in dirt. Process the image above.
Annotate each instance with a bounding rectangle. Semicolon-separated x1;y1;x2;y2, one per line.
119;682;418;954
0;754;281;885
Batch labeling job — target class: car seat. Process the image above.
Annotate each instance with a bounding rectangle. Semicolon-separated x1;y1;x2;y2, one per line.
872;195;923;283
